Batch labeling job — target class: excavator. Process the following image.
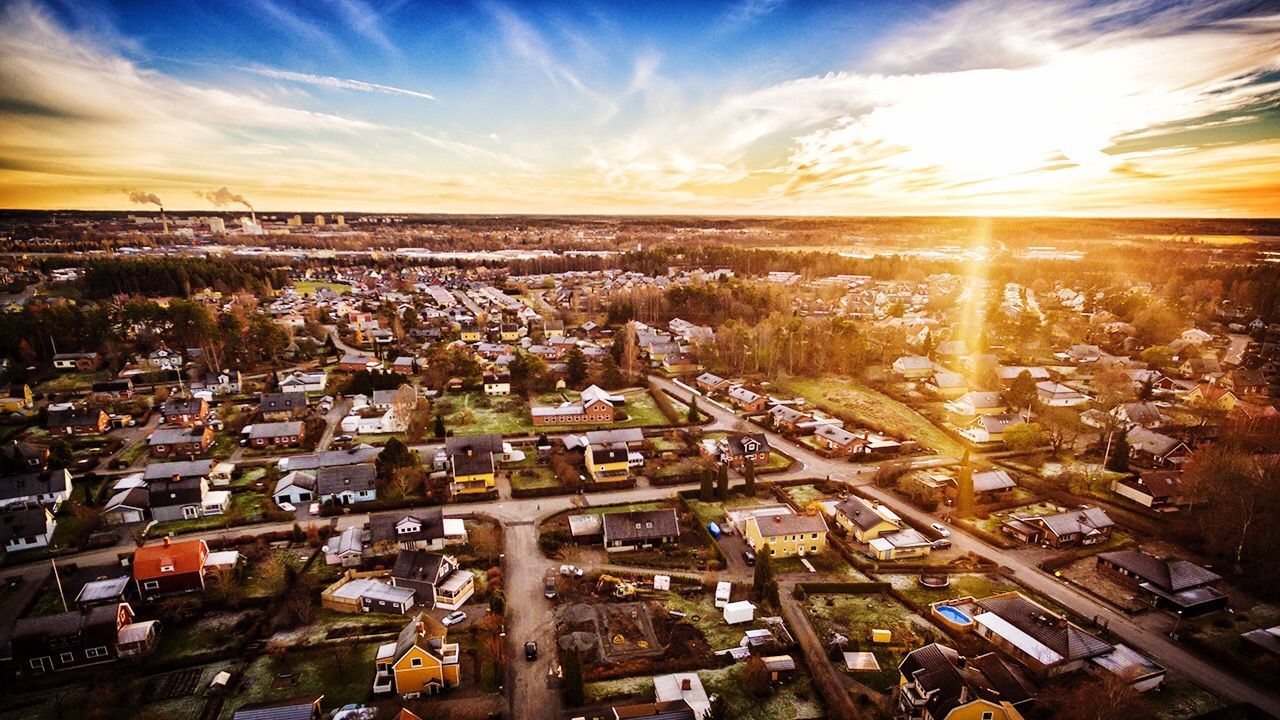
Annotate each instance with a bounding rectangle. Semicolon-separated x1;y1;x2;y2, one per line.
595;574;637;599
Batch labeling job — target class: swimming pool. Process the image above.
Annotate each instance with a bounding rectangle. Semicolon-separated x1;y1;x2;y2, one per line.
933;605;973;629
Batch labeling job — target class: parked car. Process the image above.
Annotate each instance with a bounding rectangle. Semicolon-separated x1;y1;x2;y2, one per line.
742;550;756;566
525;641;538;660
931;538;952;550
442;611;467;627
544;577;557;599
335;434;354;444
308;503;320;515
277;502;296;513
930;522;951;538
559;564;584;577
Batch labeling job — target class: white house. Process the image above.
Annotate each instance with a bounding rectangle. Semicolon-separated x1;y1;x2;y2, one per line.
1036;381;1088;407
0;468;73;512
272;470;317;507
278;371;328;394
0;507;56;551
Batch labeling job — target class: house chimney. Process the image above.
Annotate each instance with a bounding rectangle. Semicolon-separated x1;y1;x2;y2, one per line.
171;474;181;483
773;515;781;523
162;536;171;547
956;656;966;669
681;678;691;691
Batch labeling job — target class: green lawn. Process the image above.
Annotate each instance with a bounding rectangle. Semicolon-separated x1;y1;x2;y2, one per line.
882;572;1021;608
778;376;964;457
219;642;379;718
509;464;562;490
147;492;269;536
783;484;827;506
1153;679;1227;720
652;458;705;479
702;662;825;720
152;611;257;664
117;440;149;466
659;591;749;650
803;592;946;691
292;280;352;295
33;369;111;393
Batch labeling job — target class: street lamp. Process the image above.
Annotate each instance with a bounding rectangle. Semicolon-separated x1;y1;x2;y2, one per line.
1169;610;1183;639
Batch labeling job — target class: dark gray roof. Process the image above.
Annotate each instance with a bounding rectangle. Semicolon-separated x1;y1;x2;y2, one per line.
589;444;628;464
370;508;445;544
0;506;51;542
834;496;888;532
143;459;214;481
161;397;206;416
249;421;304;439
0;468;70;502
284;446;380;471
612;700;697;720
315;463;376;494
148;477;205;507
149;427;208;445
445;434;503;456
977;593;1113;662
602;509;679;544
14;603;118;642
1098;550;1221;593
726;432;770;456
47;407;104;428
260;392;308;413
392;549;448;584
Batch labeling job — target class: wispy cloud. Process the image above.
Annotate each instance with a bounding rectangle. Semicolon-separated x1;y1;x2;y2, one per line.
240;66;435;100
327;0;399;57
251;0;341;55
721;0;786;32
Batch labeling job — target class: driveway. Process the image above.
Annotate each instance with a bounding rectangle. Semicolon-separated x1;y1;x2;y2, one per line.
502;522;563;720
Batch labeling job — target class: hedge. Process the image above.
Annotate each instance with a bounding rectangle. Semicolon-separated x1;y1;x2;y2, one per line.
792;581;890;595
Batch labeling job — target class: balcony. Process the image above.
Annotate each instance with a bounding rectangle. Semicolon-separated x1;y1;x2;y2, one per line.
373;670;394;694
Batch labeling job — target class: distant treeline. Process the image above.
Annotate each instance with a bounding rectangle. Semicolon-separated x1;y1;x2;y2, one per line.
72;257;291;298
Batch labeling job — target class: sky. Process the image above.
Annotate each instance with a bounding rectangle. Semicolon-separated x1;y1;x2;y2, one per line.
0;0;1277;216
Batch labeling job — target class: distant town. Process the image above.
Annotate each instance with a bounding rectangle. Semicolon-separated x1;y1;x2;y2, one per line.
0;212;1276;720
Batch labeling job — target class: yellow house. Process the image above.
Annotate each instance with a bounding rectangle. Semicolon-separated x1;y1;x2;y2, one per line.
447;435;500;497
745;513;829;558
585;443;630;483
0;384;33;413
1181;383;1238;412
898;643;1029;720
833;496;902;543
459;325;482;343
499;326;520;342
374;614;460;697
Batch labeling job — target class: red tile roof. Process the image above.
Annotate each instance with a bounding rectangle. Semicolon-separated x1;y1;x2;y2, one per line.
133;538;208;580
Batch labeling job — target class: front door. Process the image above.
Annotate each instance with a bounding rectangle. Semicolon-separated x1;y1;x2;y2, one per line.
183;505;200;519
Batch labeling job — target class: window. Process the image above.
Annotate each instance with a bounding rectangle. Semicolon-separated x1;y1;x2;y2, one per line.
143;580;160;590
59;652;75;663
30;658;48;669
410;658;423;668
812;533;818;539
86;647;108;658
160;564;174;573
982;714;994;720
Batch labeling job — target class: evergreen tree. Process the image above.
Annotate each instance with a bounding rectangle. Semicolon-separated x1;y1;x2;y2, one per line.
1106;430;1130;473
489;589;506;615
700;468;714;501
716;462;729;499
753;546;773;598
744;458;757;494
562;647;585;706
1007;370;1038;411
376;437;417;481
955;450;974;515
565;346;588;388
600;356;624;389
433;413;447;438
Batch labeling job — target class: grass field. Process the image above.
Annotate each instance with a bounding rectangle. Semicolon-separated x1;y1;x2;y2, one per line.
147;492;268;536
804;592;945;691
219;641;379;718
33;369;111;393
439;387;685;436
882;572;1020;607
292;280;352;295
778;376;964;457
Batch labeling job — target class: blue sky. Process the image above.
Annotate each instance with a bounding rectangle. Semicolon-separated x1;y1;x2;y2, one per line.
1;0;1278;214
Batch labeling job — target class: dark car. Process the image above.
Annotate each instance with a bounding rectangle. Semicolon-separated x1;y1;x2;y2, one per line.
931;538;952;550
544;577;557;599
742;550;756;566
525;641;538;660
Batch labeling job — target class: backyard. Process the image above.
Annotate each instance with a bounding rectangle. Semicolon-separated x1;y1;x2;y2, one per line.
218;641;381;718
778;376;964;457
802;591;946;691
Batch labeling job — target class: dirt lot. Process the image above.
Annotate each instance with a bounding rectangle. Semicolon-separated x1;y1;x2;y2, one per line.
1058;556;1152;613
558;600;712;681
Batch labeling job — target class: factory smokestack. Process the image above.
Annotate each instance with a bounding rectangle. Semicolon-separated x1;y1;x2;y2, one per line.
201;186;254;222
126;190;166;233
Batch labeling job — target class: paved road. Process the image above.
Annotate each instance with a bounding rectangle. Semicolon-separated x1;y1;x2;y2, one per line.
651;376;1280;718
503;522;562;720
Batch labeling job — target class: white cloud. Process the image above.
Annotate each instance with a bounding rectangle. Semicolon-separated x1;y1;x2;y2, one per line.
241;66;435;100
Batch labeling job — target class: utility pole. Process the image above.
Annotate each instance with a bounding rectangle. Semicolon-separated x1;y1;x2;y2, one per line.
51;559;68;612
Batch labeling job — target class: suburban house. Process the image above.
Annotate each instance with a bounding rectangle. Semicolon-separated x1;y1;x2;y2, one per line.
52;352;101;372
91;378;134;398
893;355;935;379
832;496;903;543
586;443;630;483
1035;381;1088;407
483;371;511;396
75;576;132;610
133;537;210;600
148;426;214;458
695;372;730;394
328;577;417;615
339;353;381;372
1126;427;1191;468
390;550;475;610
191;369;242;396
897;643;1032;720
1181;383;1238;411
12;602;158;674
272;470;317;506
260;392;309;420
868;528;933;561
1000;507;1114;548
147;473;229;522
158;397;209;428
279;446;380;473
968;592;1113;675
446;434;503;497
962;414;1024;445
316;463;378;505
0;440;49;471
373;614;460;696
104;487;150;525
768;404;816;434
47;406;110;436
370;508;467;552
1180;357;1223;382
602;508;680;552
1111;471;1189;510
1115;402;1168;429
0;506;56;552
247;421;305;448
145;347;183;371
812;424;861;456
279;371;328;394
956;469;1017;504
531;385;621;426
1096;550;1227;614
1223;367;1268;396
926;371;968;399
946;392;1008;417
744;512;829;558
0;383;33;413
726;385;768;413
700;432;771;468
0;468;72;511
143;458;214;485
609;700;697;720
